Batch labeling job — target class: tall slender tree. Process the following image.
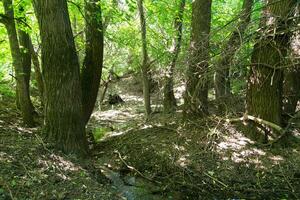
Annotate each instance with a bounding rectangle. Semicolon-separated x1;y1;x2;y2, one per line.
33;0;88;155
137;0;151;117
81;0;104;125
163;0;186;113
246;0;296;139
214;0;254;100
28;38;44;104
184;0;212;116
1;0;35;127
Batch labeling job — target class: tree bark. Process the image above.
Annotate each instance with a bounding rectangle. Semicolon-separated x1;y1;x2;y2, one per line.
18;29;35;114
246;0;296;140
33;0;88;155
184;0;212;116
2;0;35;127
283;5;300;116
214;0;254;99
283;67;300;115
137;0;151;117
163;0;186;113
81;0;104;125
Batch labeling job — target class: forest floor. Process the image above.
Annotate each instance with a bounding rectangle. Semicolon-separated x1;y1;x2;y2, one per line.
1;77;300;199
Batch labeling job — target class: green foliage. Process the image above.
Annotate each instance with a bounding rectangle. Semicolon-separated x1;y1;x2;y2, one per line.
93;127;111;142
0;0;266;99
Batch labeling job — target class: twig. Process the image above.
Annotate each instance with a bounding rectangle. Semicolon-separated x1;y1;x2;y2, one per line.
278;164;298;199
114;150;161;184
203;172;228;188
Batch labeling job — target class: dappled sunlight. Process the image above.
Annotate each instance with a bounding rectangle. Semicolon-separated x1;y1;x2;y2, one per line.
217;125;254;152
176;154;190;168
122;94;144;102
0;151;14;163
92;108;143;123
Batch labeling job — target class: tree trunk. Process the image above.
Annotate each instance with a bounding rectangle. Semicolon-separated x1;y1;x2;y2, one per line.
33;0;88;155
283;68;300;115
246;0;296;140
28;38;44;104
81;0;104;125
184;0;212;116
283;6;300;116
137;0;151;117
2;0;35;127
163;0;186;113
18;29;35;113
214;0;254;99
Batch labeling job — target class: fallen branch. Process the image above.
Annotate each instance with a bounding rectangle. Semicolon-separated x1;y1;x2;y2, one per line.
226;114;290;145
226;114;283;133
114;150;161;184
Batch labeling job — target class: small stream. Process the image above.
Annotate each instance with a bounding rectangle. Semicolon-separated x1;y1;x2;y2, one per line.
101;167;168;200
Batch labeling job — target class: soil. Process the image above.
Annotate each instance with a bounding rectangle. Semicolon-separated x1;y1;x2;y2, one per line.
1;78;300;199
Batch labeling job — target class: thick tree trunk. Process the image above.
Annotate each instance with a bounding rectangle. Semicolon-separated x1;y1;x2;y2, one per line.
184;0;212;116
137;0;151;117
246;0;296;140
214;0;254;99
2;0;35;127
33;0;88;155
283;7;300;116
163;0;186;113
81;0;104;125
283;68;300;115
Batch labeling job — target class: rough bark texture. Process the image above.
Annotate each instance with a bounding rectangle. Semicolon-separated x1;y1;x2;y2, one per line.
163;0;186;113
246;0;296;140
283;6;300;115
33;0;88;155
184;0;212;116
214;0;253;99
283;68;300;115
18;29;35;113
81;0;104;125
3;0;35;127
137;0;151;117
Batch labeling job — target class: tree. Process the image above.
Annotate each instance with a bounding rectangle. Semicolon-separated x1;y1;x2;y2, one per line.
163;0;186;113
1;0;35;127
137;0;151;117
33;0;88;155
184;0;212;116
214;0;253;100
246;0;296;140
28;37;44;105
81;0;104;125
283;5;300;117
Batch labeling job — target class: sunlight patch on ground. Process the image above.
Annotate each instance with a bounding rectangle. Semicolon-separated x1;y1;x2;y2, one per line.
217;133;254;151
0;151;14;163
122;94;144;102
269;155;284;164
92;109;142;123
38;154;81;174
216;127;270;166
176;154;190;168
